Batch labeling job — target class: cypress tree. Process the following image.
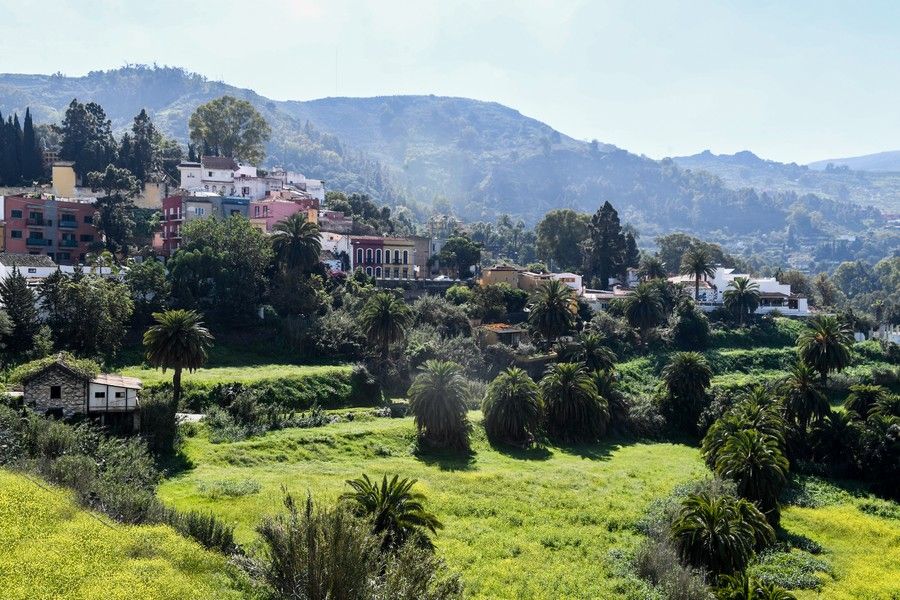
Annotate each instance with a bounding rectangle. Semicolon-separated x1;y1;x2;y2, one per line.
585;201;626;290
21;108;43;182
0;266;40;357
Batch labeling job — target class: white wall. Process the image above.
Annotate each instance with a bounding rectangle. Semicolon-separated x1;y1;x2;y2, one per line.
87;383;139;411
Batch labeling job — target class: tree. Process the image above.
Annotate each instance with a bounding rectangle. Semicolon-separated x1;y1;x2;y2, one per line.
359;291;412;361
661;351;713;433
528;279;577;345
638;254;667;280
188;96;271;164
714;429;789;522
438;236;481;279
680;246;717;302
0;267;40;357
171;216;272;319
671;491;774;576
844;384;888;420
86;164;141;255
535;209;589;272
568;332;617;371
271;213;322;272
408;360;470;451
120;109;158;181
143;309;214;406
796;315;853;385
125;259;171;324
781;360;827;430
671;299;711;351
584;201;626;289
812;273;844;308
715;572;796;600
724;277;760;327
540;362;609;443
482;367;542;445
623;281;664;345
341;474;443;551
20;108;43;182
59;99;117;178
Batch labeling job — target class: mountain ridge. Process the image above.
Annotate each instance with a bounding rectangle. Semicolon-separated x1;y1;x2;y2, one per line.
0;66;885;233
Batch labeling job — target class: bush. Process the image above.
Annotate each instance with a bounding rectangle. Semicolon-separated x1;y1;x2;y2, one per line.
624;396;667;439
140;391;179;457
671;301;711;351
168;509;236;554
47;454;97;497
634;540;711;600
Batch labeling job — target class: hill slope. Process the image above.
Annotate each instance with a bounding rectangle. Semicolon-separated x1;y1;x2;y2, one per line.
808;150;900;173
673;150;900;213
0;469;251;599
0;66;884;232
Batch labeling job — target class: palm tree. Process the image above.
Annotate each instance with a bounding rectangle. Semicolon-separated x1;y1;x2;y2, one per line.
671;491;774;575
781;361;828;430
341;474;443;550
702;389;785;469
661;351;713;432
623;281;664;345
539;362;609;443
810;409;856;466
844;384;887;420
715;572;797;600
143;309;213;405
271;213;321;272
638;254;667;281
408;360;470;451
680;246;717;302
569;332;617;372
724;276;760;327
482;367;543;445
796;315;853;385
869;393;900;419
359;291;412;361
528;279;577;345
714;429;789;521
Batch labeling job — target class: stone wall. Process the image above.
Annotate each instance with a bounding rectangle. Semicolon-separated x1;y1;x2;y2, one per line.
23;366;87;417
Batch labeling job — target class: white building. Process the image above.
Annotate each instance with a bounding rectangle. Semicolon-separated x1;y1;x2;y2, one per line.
0;254;113;290
320;232;351;271
177;157;286;200
668;267;810;316
269;168;326;202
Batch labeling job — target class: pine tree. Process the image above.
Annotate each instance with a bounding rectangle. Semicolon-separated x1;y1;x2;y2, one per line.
129;108;157;181
624;232;640;275
21;108;44;182
584;201;626;289
0;267;40;357
1;116;20;185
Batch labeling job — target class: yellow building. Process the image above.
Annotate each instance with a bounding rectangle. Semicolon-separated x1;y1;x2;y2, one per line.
480;265;522;287
51;161;76;197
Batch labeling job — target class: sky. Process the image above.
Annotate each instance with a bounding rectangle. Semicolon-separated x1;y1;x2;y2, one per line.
1;0;898;164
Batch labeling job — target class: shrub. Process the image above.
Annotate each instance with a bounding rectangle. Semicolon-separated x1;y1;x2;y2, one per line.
47;454;97;497
140;391;179;457
624;396;667;439
408;361;470;451
197;479;262;499
671;301;711;351
633;539;711;600
168;509;236;554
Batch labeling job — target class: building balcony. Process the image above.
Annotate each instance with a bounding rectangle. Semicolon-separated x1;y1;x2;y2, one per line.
59;239;78;248
26;218;49;226
58;220;78;228
26;237;51;247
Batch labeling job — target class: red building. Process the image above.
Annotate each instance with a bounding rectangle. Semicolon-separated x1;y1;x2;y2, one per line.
350;236;384;276
155;195;184;256
3;195;99;264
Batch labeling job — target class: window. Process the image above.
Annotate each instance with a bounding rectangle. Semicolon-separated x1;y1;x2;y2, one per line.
115;391;125;399
356;248;363;264
394;268;400;279
208;171;213;177
11;230;22;239
403;250;409;265
94;391;105;399
365;267;373;276
375;249;382;264
80;234;94;242
27;268;37;274
394;250;400;264
50;385;61;400
84;215;92;224
195;207;206;216
375;267;382;278
242;186;250;196
402;268;409;279
11;209;22;218
365;248;373;263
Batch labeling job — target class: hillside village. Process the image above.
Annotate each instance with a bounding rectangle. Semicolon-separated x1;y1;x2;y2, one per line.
0;89;897;600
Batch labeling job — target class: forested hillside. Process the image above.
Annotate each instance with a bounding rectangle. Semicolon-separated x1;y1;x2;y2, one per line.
0;66;885;233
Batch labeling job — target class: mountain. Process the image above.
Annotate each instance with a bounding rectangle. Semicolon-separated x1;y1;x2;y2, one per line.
672;150;900;213
808;150;900;173
0;66;884;235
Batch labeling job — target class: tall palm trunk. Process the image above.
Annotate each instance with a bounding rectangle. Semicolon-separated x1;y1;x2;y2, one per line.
695;276;700;302
173;366;183;407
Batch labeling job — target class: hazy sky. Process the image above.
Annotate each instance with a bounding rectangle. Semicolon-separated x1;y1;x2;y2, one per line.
1;0;897;164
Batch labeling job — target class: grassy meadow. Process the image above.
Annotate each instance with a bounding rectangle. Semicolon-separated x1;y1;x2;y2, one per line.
0;470;255;600
120;362;349;387
160;412;707;599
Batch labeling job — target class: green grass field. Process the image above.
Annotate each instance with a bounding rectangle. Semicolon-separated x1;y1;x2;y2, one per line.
0;470;255;600
120;362;350;387
160;412;706;599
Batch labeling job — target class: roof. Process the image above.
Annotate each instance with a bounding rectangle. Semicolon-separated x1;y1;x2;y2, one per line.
200;156;239;171
52;160;75;166
487;264;521;272
91;374;142;389
0;253;57;268
479;323;524;333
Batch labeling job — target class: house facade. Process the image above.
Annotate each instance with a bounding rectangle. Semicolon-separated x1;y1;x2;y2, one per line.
3;194;99;264
668;267;810;316
177;157;291;201
21;359;142;430
155;194;250;255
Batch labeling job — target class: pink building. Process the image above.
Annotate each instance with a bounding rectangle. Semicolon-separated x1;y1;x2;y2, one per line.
249;199;312;232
